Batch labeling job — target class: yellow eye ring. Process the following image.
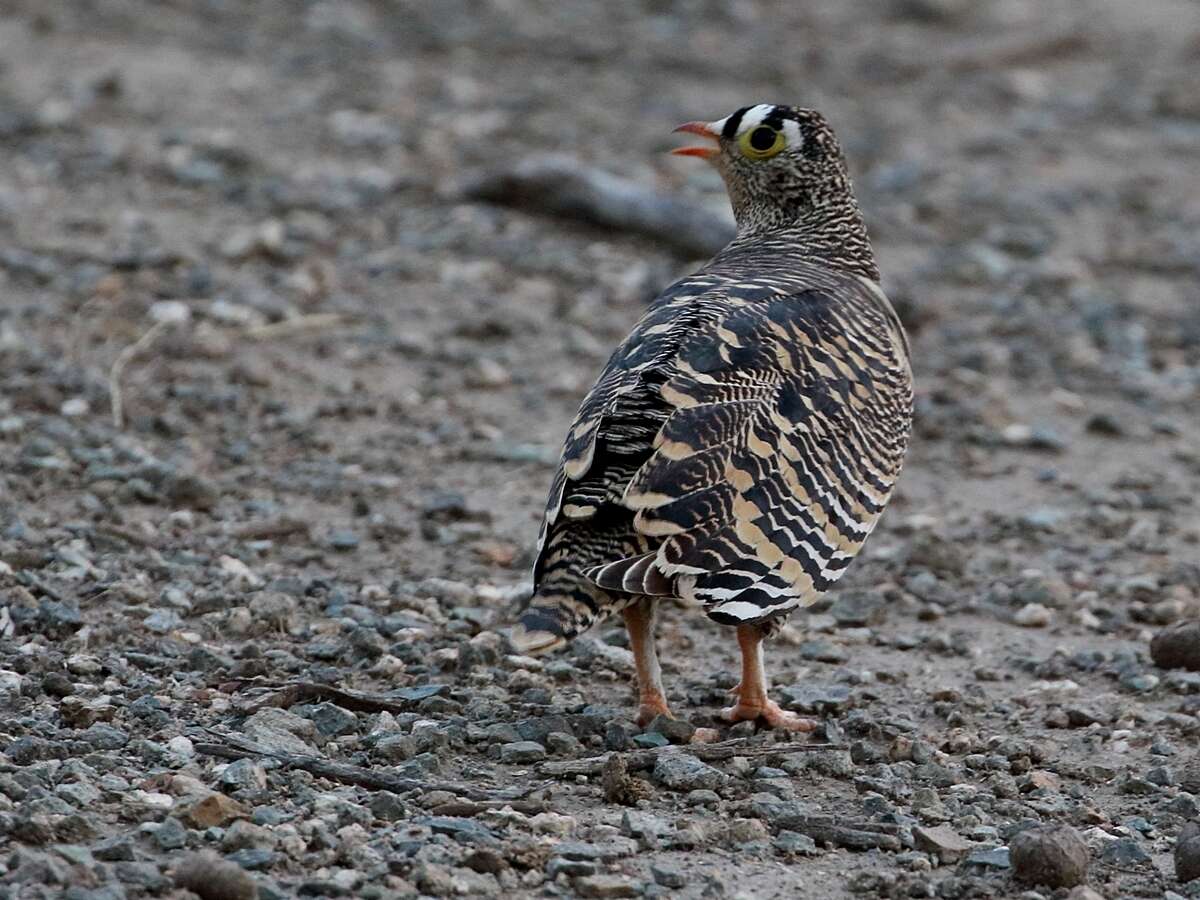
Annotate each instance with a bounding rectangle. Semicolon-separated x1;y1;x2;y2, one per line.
738;126;785;160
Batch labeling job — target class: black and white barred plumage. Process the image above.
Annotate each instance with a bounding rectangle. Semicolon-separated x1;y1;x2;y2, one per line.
514;105;913;653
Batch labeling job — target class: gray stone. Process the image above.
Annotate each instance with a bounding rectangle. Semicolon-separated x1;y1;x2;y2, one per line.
774;830;819;855
1100;837;1150;866
153;817;189;850
650;863;686;888
82;723;129;750
653;752;727;792
1176;822;1200;883
307;702;358;736
913;824;971;864
499;741;546;764
778;683;852;713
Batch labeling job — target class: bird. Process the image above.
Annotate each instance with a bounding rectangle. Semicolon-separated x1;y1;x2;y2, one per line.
512;104;913;732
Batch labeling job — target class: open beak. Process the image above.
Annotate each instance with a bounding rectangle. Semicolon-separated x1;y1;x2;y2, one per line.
671;121;720;159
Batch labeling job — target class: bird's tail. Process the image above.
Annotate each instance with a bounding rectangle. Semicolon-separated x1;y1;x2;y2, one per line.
510;577;607;655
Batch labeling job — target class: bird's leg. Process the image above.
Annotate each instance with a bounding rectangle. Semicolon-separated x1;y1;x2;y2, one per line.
722;624;816;732
621;598;673;727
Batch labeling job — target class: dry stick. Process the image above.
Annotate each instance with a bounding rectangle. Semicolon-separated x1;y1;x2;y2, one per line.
109;320;171;429
194;734;547;803
460;155;736;258
539;739;843;778
242;313;350;341
229;680;438;716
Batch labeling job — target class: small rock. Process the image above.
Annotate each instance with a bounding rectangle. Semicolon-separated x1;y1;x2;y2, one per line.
651;863;686;888
645;715;696;744
1010;824;1089;888
184;793;250;829
1176;822;1200;883
1100;836;1151;866
174;851;256;900
574;873;639;898
913;825;971;864
652;751;727;792
1014;603;1052;627
500;741;546;764
1152;622;1200;671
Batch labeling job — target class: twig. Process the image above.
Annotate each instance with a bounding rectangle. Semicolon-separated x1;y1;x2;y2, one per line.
109;320;170;429
242;313;350;341
461;154;736;258
228;680;447;716
539;739;842;778
790;818;903;852
230;517;311;540
194;733;546;803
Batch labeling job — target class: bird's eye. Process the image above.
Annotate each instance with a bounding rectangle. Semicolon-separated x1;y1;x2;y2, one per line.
738;126;785;159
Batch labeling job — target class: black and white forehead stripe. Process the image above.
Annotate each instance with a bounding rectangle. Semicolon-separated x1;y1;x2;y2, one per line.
716;104;802;147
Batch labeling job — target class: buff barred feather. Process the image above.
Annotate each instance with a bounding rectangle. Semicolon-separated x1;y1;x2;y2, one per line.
513;105;913;653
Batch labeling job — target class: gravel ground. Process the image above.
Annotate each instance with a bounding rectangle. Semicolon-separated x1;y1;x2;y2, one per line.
2;1;1200;898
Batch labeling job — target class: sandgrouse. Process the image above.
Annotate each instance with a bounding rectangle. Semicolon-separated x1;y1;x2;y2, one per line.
514;105;913;731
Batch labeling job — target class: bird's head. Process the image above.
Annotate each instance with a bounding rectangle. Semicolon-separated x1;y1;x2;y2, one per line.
673;104;854;236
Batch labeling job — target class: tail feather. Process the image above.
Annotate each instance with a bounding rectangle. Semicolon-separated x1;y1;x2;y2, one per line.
511;580;606;655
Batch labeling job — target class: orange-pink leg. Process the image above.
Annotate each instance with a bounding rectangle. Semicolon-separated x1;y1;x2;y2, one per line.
722;624;816;732
621;599;673;727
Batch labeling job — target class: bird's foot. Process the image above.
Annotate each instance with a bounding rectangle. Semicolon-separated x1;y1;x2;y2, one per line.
721;698;817;732
634;697;674;728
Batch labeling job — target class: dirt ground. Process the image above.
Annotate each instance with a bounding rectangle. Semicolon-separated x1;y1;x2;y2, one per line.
2;1;1200;898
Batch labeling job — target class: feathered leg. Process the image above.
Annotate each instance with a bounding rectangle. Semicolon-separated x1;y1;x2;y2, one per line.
621;598;672;726
722;624;816;732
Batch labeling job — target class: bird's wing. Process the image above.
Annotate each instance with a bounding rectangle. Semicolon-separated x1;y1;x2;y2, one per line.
594;283;912;623
532;277;724;586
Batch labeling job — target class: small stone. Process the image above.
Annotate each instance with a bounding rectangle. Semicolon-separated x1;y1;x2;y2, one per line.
913;825;971;864
964;847;1010;870
652;751;727;792
632;732;671;749
1010;824;1089;888
574;873;639;898
1175;822;1200;883
307;702;358;736
1152;622;1200;671
1013;603;1052;627
774;830;819;855
154;817;189;850
368;791;407;822
1100;837;1151;866
645;715;696;744
1066;888;1106;900
327;530;360;552
778;683;853;712
500;741;546;764
174;851;256;900
184;793;251;829
651;863;686;887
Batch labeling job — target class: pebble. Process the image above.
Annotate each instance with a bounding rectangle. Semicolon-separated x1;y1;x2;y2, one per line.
913;825;971;864
1013;603;1052;627
1176;822;1200;882
1152;622;1200;671
1010;824;1089;887
574;873;639;898
173;851;256;900
499;741;546;764
653;752;727;792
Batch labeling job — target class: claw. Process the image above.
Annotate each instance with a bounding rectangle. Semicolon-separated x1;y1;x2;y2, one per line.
721;699;817;733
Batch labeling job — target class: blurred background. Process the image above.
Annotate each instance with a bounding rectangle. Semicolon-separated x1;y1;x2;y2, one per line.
1;1;1199;896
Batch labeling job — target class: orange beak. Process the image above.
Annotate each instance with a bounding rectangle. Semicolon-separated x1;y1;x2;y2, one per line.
671;121;720;158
